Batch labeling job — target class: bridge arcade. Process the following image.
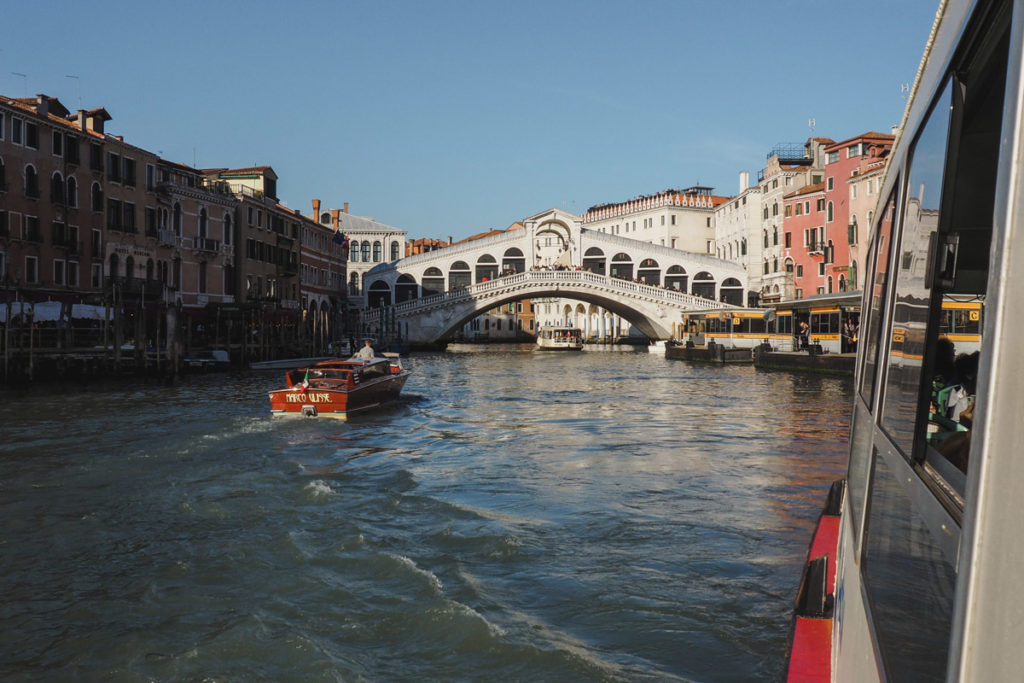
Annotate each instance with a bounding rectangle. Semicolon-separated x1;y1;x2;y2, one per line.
360;208;747;344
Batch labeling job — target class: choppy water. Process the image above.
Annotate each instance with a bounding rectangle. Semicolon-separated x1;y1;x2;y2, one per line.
0;346;851;681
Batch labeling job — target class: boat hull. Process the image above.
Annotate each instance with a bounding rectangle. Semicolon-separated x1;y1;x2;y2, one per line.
268;372;409;419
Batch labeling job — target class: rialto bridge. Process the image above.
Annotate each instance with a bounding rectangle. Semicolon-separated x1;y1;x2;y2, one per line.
359;208;746;344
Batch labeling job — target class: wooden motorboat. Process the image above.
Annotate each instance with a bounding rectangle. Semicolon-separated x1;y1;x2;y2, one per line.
268;353;410;419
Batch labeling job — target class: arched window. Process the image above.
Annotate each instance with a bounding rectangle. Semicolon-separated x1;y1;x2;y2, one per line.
637;258;661;285
582;247;605;274
741;238;747;256
720;277;743;305
349;272;360;295
827;201;834;222
367;280;391;308
224;213;232;245
449;261;471;290
665;265;688;291
390;241;400;260
372;241;382;261
50;171;65;204
91;182;103;211
475;254;498;283
692;271;716;299
0;156;5;190
610;252;633;280
361;242;371;262
763;230;769;248
173;203;183;236
198;207;208;238
350;240;360;261
66;176;78;208
422;267;445;295
25;164;39;198
502;247;525;274
395;273;418;302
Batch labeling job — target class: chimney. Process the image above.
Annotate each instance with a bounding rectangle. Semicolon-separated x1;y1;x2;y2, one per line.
331;209;340;230
77;109;86;130
312;199;321;221
739;171;749;193
343;202;349;214
35;95;48;117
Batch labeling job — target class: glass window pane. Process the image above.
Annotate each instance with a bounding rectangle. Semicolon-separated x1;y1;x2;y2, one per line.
859;193;897;407
865;452;955;681
881;81;953;456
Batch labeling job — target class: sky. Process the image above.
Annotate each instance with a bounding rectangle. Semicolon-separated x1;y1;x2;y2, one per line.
2;1;939;242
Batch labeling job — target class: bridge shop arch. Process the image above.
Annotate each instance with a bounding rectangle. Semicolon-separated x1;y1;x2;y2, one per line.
665;265;688;291
502;247;526;275
583;247;606;274
610;252;633;280
368;280;392;308
395;274;418;303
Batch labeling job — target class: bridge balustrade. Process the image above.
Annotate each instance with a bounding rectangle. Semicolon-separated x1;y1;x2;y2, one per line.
362;269;726;327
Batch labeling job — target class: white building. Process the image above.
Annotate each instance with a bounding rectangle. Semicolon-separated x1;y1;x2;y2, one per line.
756;139;830;304
581;186;726;253
330;203;406;306
714;171;762;304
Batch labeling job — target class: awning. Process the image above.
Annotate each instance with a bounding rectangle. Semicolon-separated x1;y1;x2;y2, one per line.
0;301;63;323
71;304;109;321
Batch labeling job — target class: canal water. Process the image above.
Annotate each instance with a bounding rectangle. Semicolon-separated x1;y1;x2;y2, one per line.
0;347;851;682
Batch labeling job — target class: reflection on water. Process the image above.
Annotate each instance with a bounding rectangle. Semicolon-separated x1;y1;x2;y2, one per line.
0;349;851;681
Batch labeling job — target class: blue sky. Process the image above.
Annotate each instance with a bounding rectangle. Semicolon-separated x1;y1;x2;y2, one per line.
2;1;938;241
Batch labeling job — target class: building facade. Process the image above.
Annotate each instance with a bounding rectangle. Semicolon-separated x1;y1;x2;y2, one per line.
714;171;762;304
756;138;831;303
582;186;726;254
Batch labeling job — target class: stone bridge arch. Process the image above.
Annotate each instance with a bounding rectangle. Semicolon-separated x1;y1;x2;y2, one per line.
361;270;733;345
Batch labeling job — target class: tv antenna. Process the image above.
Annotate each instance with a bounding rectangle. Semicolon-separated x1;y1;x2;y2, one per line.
808;118;816;135
900;83;910;102
65;75;81;109
11;72;27;97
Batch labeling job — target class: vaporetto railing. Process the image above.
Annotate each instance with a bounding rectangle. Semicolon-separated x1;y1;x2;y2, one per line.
361;269;731;323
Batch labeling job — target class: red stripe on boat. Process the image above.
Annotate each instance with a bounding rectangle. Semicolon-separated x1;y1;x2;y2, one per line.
787;616;832;681
808;515;840;595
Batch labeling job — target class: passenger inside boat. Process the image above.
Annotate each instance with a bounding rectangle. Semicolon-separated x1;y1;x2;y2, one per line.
353;340;376;361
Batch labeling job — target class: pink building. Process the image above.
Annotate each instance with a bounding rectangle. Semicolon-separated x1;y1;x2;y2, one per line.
783;182;826;300
822;132;894;294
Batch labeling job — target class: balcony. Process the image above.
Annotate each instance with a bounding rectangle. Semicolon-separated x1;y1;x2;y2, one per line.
53;235;81;254
158;230;179;247
807;241;826;255
194;237;221;253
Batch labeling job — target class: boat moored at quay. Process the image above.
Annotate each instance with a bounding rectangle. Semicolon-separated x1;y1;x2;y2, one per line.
268;353;410;419
785;0;1024;679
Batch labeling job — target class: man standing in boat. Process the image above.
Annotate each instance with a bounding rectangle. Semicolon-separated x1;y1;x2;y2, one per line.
354;340;376;361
